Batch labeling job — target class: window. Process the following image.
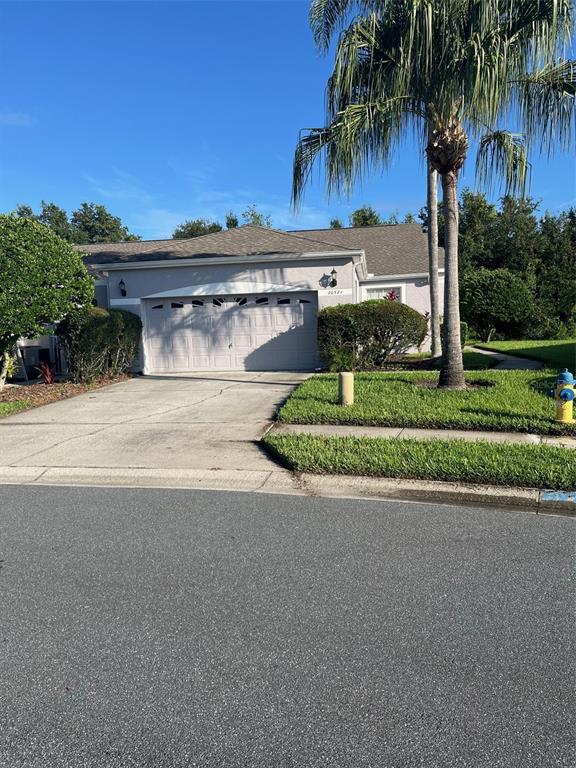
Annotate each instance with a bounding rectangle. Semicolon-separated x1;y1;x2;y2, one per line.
277;298;290;305
212;297;224;307
366;287;402;301
234;297;247;306
255;297;269;305
151;304;164;310
299;299;311;304
191;299;204;307
171;302;184;309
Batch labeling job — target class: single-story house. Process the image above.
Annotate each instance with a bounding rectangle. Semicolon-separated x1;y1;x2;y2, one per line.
79;223;444;374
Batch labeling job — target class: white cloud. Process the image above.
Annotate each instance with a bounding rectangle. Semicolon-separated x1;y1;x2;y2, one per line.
0;111;34;127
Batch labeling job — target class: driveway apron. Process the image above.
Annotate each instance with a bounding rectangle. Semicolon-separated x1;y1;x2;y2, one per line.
0;373;309;489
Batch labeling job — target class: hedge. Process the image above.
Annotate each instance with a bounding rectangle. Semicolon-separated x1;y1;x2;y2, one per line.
57;306;142;382
318;300;428;371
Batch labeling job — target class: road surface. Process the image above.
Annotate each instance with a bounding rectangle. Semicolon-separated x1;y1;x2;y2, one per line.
1;485;574;767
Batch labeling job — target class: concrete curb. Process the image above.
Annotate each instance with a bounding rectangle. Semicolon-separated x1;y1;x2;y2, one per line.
0;463;573;516
271;422;576;448
296;473;575;516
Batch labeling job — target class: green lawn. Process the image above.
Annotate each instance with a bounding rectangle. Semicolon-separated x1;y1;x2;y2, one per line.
0;400;30;418
475;339;575;370
265;433;576;490
278;370;575;435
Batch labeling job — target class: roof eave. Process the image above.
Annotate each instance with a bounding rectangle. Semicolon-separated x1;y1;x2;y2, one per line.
86;249;364;271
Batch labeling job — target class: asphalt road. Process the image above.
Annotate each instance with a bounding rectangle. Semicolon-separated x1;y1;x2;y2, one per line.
1;486;574;768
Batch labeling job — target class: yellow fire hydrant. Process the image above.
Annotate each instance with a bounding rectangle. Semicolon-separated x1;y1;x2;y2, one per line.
548;369;575;424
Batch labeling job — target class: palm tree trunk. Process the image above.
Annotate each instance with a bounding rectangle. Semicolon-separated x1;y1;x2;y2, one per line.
438;170;465;389
427;163;441;358
0;350;10;391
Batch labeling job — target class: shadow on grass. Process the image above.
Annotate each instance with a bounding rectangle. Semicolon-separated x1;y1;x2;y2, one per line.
528;374;556;395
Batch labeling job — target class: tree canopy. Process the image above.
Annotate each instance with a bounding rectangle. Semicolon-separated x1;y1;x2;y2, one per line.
13;201;140;243
71;203;140;244
241;205;272;228
172;219;222;239
171;206;272;236
457;192;576;338
225;212;239;229
349;205;382;227
0;215;94;385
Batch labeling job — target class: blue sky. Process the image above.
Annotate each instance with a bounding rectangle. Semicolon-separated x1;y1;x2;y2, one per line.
1;1;574;239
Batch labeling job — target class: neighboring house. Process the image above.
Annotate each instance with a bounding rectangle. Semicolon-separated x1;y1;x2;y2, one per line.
78;223;444;374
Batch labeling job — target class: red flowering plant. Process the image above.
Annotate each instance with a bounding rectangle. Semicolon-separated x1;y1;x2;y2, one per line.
35;362;54;384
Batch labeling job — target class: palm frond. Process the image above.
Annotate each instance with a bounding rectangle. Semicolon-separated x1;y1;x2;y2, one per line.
476;130;530;196
309;0;367;50
516;59;576;150
292;97;420;208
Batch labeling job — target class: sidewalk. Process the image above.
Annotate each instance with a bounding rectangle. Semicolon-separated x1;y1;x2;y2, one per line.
466;345;544;370
271;423;576;448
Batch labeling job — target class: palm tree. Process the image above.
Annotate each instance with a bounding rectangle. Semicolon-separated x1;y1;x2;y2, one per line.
294;0;575;388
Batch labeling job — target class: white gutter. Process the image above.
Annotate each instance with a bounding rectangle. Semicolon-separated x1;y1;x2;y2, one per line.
361;269;445;282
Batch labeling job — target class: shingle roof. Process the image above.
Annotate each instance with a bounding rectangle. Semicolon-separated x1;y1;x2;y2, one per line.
79;225;356;265
293;223;444;276
79;221;442;278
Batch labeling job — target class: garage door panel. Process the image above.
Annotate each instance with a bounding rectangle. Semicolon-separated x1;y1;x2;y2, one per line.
145;292;318;372
188;336;211;350
190;355;211;369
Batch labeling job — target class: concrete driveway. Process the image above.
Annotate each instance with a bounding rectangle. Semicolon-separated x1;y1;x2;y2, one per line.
0;373;309;489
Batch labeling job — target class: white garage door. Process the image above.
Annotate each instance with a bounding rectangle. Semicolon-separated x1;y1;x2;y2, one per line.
144;292;318;372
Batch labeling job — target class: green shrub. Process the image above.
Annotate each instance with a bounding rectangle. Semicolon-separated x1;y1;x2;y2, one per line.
525;305;574;340
57;307;142;382
318;300;428;371
460;268;535;340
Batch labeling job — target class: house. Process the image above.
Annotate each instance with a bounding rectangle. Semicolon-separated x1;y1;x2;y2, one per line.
80;223;444;374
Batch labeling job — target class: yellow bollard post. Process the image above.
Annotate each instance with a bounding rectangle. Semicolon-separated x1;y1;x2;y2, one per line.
338;371;354;406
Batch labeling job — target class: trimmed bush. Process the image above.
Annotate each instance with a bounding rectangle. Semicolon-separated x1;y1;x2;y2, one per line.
318;300;428;371
57;307;142;382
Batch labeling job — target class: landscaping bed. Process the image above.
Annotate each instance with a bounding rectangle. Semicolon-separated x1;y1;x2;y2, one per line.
277;370;575;436
0;375;129;418
264;433;576;491
475;339;575;370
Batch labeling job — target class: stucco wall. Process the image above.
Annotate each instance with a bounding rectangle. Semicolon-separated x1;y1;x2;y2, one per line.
360;273;445;316
105;256;358;313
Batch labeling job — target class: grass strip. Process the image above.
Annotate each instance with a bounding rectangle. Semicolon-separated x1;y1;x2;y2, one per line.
278;370;575;436
265;433;576;491
475;339;575;370
0;400;31;418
